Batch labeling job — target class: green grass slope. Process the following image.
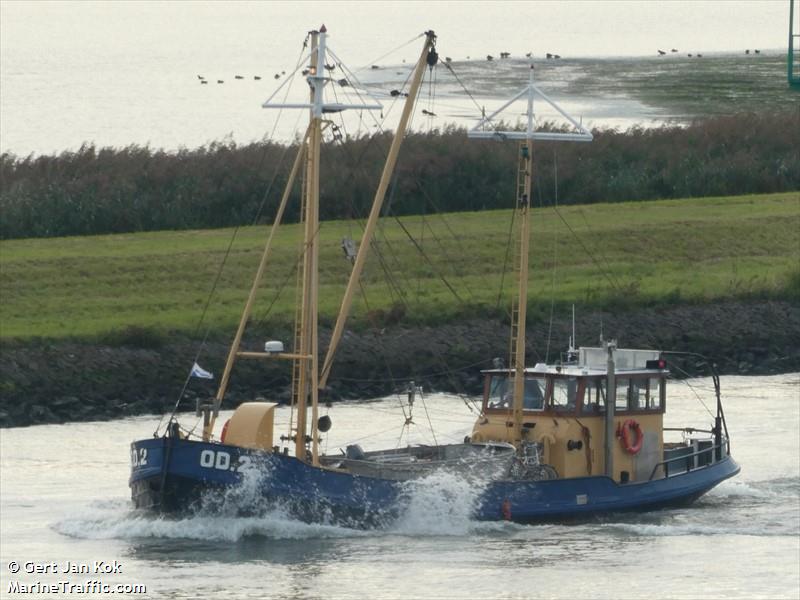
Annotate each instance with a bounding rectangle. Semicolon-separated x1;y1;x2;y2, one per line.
1;192;798;342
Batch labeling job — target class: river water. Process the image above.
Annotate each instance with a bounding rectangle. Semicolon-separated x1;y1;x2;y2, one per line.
1;373;798;599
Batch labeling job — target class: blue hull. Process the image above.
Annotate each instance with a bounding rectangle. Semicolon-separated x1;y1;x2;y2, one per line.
130;437;740;525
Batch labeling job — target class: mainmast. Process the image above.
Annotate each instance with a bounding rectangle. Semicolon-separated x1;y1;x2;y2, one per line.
468;64;592;446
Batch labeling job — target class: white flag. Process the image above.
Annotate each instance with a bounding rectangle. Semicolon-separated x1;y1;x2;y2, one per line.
190;362;214;380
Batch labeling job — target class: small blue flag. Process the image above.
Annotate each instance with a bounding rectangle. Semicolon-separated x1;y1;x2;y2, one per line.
190;362;214;380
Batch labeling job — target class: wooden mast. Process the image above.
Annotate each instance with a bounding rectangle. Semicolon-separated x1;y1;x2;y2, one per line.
510;143;532;445
247;25;383;465
295;28;323;462
318;31;437;390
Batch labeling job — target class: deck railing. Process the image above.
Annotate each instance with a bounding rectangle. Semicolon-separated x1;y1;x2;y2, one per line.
648;437;728;481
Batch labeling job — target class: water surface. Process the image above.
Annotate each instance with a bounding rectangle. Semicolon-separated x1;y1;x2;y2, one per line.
1;374;798;599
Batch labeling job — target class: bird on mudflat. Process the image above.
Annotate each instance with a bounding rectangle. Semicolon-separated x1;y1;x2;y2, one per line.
658;50;666;55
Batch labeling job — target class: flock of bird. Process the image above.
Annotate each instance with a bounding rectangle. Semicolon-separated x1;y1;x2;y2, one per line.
657;48;761;57
196;47;766;84
196;71;285;84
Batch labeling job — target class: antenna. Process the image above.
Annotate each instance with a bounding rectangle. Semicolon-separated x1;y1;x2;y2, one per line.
566;303;578;363
570;303;576;351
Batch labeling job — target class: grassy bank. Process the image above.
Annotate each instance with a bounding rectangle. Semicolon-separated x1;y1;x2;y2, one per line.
1;192;798;342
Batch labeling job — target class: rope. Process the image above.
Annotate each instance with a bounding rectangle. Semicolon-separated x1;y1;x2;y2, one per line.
667;362;716;419
442;61;488;117
392;215;465;304
545;149;559;362
352;33;425;74
496;208;516;311
420;390;439;446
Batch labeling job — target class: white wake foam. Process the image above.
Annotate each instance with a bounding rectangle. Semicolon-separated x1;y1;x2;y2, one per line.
53;499;368;542
391;470;498;536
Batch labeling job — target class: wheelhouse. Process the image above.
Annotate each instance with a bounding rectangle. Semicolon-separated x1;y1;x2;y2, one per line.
471;347;674;483
483;369;666;416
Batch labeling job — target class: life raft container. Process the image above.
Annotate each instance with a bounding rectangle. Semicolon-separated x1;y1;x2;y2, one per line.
617;419;644;455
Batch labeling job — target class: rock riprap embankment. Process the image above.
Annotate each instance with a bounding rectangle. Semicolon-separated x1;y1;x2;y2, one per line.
1;301;798;428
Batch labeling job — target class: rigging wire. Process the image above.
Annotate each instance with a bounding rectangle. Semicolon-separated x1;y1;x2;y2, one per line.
392;215;465;304
357;280;410;424
351;33;425;74
420;390;439;446
496;208;516;311
442;61;489;118
666;362;716;419
545;148;559;362
551;204;623;294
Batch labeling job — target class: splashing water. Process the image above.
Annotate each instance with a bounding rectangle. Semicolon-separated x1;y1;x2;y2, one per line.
391;469;491;536
196;454;275;516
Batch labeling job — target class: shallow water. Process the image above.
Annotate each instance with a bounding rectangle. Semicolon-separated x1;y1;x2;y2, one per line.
0;1;790;155
1;373;798;599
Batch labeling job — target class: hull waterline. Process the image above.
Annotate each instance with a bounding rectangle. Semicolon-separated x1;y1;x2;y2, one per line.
130;437;741;525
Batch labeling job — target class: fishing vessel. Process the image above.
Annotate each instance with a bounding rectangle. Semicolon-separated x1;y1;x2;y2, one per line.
130;28;739;525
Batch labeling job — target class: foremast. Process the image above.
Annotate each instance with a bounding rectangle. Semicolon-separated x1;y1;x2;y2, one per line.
468;64;592;447
203;27;437;466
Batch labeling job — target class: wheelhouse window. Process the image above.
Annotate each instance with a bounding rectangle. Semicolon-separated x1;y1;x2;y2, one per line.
486;375;547;411
648;377;663;409
616;378;630;410
581;377;663;413
630;379;647;410
551;378;578;412
582;379;606;414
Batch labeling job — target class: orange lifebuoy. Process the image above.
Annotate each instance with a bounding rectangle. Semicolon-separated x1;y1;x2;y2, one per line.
220;419;230;443
617;419;644;455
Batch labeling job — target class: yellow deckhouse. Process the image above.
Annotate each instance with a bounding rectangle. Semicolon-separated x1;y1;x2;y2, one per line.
471;346;669;484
